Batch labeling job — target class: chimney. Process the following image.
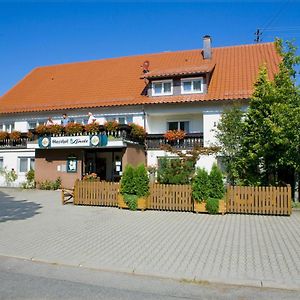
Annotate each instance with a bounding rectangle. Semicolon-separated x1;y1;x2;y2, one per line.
203;35;212;59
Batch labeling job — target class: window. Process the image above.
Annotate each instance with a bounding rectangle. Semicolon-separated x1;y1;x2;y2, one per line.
0;124;4;132
167;121;190;132
28;120;46;129
3;123;15;133
152;80;173;96
181;77;203;94
19;157;35;173
0;158;3;170
105;116;133;124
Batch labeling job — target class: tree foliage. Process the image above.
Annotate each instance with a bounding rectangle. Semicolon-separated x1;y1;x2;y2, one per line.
216;39;300;187
209;163;225;199
192;168;210;202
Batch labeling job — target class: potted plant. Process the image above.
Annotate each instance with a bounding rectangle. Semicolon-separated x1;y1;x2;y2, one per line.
104;120;119;132
9;131;21;141
118;164;149;211
129;123;146;142
84;122;100;134
65;122;84;135
164;129;186;143
35;124;49;135
0;131;8;141
48;124;64;135
192;167;210;213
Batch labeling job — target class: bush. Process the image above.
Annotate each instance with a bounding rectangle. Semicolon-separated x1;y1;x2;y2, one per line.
48;124;64;135
84;122;100;133
157;157;194;185
39;177;61;190
65;122;83;134
209;163;225;200
9;131;21;140
134;164;149;197
0;131;9;140
120;165;135;195
22;169;35;189
205;198;219;214
192;168;210;203
123;194;138;211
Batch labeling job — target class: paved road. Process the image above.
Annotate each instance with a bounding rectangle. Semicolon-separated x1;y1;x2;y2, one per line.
0;188;300;291
1;256;299;300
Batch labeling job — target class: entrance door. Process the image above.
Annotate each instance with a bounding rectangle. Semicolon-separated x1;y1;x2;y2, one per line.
96;157;106;181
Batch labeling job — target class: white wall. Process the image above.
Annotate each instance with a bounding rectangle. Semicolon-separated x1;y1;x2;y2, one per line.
203;113;222;147
0;149;35;187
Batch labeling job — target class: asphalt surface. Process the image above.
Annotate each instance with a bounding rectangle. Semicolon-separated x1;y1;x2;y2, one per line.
0;256;299;300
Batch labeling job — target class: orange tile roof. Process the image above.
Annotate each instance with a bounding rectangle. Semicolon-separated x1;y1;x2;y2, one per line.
0;42;281;114
142;63;216;79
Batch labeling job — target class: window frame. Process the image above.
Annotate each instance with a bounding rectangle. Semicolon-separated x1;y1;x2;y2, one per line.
167;120;190;133
18;157;35;174
152;79;173;96
180;77;204;94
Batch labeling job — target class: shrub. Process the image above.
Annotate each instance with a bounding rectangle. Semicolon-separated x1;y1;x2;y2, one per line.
164;130;186;141
39;177;61;190
9;131;21;140
123;194;138;211
65;122;84;134
0;167;18;186
22;169;35;189
48;124;64;135
157;157;194;185
0;131;9;140
205;198;219;214
35;124;48;135
209;163;225;200
192;168;210;203
104;120;119;131
134;164;149;197
129;123;146;140
120;164;135;195
84;122;100;133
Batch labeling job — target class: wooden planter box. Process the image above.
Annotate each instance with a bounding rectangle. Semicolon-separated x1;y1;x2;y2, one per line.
194;199;226;215
117;194;147;211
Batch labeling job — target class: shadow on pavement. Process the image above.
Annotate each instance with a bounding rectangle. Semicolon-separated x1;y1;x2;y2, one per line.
0;190;42;223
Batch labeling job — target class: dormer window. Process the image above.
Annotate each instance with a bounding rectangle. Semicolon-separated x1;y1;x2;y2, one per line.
181;77;203;94
152;80;173;96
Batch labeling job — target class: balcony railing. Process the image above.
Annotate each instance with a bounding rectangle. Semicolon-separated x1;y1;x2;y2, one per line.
146;132;204;150
0;136;30;148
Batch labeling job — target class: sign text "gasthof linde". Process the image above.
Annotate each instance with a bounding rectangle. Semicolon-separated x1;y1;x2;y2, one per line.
51;136;90;147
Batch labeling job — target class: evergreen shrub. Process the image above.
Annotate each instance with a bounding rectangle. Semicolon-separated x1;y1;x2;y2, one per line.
192;168;210;203
205;198;220;214
209;163;225;199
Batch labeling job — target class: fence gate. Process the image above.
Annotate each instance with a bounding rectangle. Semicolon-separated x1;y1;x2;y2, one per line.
148;183;193;211
227;185;291;215
74;180;119;206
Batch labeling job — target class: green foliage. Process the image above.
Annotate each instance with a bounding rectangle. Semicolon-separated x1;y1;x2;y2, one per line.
205;198;219;214
215;105;244;184
134;164;150;197
0;167;18;186
157;157;194;184
209;164;225;199
39;177;61;190
216;39;300;187
120;165;136;195
22;169;35;189
192;168;210;203
123;194;138;211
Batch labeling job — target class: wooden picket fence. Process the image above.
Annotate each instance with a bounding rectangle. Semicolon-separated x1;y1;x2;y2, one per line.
226;185;291;216
72;180;292;216
148;183;193;211
73;180;119;206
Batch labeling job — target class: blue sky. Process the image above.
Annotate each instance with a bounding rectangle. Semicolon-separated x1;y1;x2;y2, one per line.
0;0;299;95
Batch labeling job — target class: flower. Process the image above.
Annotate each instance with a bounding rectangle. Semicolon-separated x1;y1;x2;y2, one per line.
9;131;21;140
164;130;186;141
84;122;100;133
65;122;83;134
83;173;98;181
0;131;8;141
104;120;119;131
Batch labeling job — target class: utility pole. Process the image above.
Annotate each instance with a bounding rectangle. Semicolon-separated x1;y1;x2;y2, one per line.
254;29;262;43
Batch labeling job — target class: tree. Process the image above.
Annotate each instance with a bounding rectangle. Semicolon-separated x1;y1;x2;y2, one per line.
120;164;135;194
134;164;150;197
209;163;225;199
192;168;210;202
215;105;244;184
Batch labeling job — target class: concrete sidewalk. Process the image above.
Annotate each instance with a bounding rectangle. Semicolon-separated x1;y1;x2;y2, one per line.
0;188;300;290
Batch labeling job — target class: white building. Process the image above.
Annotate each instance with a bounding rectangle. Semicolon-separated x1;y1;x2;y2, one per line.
0;36;280;188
